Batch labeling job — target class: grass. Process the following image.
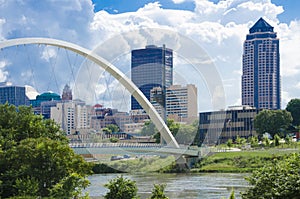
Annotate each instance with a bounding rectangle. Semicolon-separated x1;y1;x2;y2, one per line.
193;148;300;173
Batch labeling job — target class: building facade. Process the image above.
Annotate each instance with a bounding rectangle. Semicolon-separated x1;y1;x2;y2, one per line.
0;82;28;106
62;84;72;101
51;100;90;135
30;92;61;118
242;17;280;110
131;45;173;111
197;106;259;145
150;84;198;123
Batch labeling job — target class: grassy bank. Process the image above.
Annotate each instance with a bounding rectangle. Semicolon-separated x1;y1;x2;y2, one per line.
193;148;300;173
92;155;177;173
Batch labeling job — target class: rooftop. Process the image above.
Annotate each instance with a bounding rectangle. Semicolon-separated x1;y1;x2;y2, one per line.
249;17;274;33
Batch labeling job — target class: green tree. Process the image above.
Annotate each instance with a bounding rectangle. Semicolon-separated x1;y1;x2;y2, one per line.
285;135;292;145
286;98;300;126
109;137;119;143
248;136;259;148
167;119;180;136
262;136;270;147
254;109;292;137
274;134;280;146
148;184;169;199
236;135;247;147
0;104;92;198
227;139;233;149
176;124;197;145
140;121;158;136
106;124;119;133
242;153;300;199
104;175;139;199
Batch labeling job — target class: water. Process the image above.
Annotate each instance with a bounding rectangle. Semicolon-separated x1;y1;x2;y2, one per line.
85;173;249;199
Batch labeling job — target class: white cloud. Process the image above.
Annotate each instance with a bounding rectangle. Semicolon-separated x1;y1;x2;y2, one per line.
0;60;9;82
0;0;299;111
41;46;57;62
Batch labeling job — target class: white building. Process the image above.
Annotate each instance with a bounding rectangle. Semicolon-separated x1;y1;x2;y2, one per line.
150;84;198;123
51;100;90;134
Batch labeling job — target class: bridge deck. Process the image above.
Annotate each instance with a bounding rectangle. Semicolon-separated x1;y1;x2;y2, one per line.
70;143;200;157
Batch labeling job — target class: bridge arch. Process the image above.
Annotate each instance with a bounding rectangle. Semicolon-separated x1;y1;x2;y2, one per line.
0;37;179;148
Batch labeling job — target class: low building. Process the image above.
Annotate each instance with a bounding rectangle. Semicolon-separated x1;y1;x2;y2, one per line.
197;106;259;145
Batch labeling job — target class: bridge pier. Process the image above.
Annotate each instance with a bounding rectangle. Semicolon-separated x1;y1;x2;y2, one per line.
176;155;199;170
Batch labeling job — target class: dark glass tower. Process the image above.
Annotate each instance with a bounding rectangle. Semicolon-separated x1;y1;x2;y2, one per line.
0;83;28;106
131;45;173;110
242;18;280;110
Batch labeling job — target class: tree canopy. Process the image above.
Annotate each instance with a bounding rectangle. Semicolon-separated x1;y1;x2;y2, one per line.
242;153;300;199
104;175;138;199
0;104;92;198
286;98;300;126
253;109;292;137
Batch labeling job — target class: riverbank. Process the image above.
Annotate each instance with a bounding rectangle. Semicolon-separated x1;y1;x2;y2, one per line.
91;148;300;174
192;148;300;173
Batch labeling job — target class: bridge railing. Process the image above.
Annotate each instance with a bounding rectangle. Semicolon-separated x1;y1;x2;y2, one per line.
69;142;165;148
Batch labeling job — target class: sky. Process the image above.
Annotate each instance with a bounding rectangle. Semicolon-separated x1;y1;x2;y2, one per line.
0;0;300;112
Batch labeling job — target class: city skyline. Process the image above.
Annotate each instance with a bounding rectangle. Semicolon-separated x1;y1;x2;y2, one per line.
0;1;300;112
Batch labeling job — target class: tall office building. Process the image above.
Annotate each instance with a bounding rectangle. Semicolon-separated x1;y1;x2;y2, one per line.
131;45;173;111
150;84;198;122
242;17;280;110
0;82;28;106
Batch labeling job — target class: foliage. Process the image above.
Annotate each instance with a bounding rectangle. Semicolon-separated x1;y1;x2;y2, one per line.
49;173;90;198
0;104;92;198
148;184;169;199
229;189;235;199
285;135;292;145
226;139;233;148
106;124;120;133
141;119;198;144
140;121;158;136
195;149;300;173
248;136;259;148
262;136;270;147
235;135;247;147
286;98;300;126
176;123;198;145
109;137;119;143
102;127;112;134
108;156;176;173
254;109;292;137
104;175;139;199
92;163;123;174
274;134;280;146
242;153;300;199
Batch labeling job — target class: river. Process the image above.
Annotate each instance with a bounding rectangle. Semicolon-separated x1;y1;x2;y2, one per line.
85;173;249;199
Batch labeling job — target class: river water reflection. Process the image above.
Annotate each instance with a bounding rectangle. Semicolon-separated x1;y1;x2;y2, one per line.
86;173;249;199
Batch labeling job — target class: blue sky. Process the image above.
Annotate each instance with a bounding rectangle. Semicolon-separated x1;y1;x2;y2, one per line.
92;0;300;22
0;0;300;111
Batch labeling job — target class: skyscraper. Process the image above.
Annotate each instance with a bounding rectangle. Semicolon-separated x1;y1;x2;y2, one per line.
62;84;72;101
242;17;280;110
131;45;173;111
0;82;28;106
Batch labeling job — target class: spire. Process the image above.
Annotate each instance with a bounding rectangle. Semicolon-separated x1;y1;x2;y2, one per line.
249;17;274;33
62;84;72;100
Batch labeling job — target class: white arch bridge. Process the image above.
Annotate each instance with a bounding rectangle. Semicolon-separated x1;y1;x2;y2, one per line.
0;37;180;147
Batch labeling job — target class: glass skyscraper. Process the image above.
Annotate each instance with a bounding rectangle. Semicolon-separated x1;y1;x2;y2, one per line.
0;82;28;106
131;45;173;110
242;17;280;110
